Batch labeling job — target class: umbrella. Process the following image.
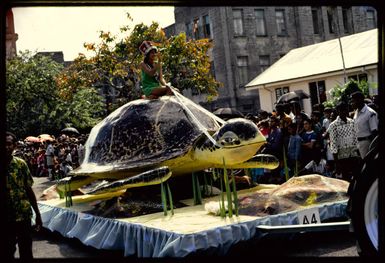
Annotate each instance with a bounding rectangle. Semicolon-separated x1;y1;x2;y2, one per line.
276;90;310;104
38;134;54;142
25;136;41;143
213;107;244;119
61;127;80;135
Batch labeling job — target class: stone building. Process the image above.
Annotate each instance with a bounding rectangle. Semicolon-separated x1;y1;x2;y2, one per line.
6;9;18;59
36;51;73;67
167;6;377;114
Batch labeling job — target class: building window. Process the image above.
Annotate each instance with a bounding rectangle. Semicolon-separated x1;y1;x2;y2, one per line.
348;73;368;82
203;15;211;38
275;9;287;36
259;55;270;72
185;22;193;39
327;8;335;34
233;9;244;36
342;7;351;33
311;7;320;34
193;18;200;39
366;10;376;29
237;56;248;86
309;80;326;107
275;87;289;101
255;9;266;36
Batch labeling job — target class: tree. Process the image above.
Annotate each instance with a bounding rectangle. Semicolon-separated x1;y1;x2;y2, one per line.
6;51;104;138
323;79;372;109
55;16;222;115
6;51;63;137
60;88;105;132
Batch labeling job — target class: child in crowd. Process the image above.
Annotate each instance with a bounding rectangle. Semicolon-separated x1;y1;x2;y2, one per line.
300;119;317;168
287;123;302;177
36;148;47;177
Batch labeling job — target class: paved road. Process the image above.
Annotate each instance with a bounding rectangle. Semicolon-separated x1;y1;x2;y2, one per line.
18;177;360;258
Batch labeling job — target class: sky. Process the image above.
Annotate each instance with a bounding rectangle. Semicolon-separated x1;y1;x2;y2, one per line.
12;6;175;61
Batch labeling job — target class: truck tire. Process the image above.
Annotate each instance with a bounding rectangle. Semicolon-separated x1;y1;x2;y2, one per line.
349;137;379;256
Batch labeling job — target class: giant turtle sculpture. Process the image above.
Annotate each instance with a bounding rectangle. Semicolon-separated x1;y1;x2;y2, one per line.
57;95;278;201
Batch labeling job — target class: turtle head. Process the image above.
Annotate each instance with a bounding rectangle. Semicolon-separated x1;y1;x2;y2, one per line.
195;118;267;166
215;118;264;147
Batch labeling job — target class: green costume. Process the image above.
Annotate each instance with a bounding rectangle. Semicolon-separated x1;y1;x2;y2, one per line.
6;156;34;222
141;69;160;97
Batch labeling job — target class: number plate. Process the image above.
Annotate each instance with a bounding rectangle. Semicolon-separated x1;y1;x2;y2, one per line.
297;207;321;225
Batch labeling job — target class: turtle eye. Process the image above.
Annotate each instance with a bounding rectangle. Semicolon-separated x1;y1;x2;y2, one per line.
218;131;239;146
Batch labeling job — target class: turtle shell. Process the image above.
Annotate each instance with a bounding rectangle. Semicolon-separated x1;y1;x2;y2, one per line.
84;96;222;170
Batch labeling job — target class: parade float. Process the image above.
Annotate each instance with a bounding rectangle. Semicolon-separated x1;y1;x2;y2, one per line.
37;93;350;257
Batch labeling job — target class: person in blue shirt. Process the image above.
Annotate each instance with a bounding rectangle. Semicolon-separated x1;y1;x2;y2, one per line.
287;122;302;176
263;116;283;183
300;118;318;169
264;116;283;159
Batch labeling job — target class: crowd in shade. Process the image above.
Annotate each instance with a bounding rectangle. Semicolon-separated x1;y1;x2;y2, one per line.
243;92;379;185
14;133;88;180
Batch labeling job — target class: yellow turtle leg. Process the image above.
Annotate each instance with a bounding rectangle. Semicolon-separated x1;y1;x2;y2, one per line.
65;190;126;204
225;154;279;170
64;167;172;203
56;176;96;193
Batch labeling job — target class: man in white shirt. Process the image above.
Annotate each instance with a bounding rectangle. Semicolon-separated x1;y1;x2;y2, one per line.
328;101;360;181
350;91;378;159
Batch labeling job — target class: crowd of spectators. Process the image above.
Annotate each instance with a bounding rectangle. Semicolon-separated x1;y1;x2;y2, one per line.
14;133;88;181
246;91;378;185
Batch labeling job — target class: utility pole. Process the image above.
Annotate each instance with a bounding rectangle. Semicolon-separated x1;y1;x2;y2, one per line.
332;6;348;84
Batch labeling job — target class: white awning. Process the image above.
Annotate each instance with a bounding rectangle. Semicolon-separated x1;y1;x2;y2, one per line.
246;29;378;89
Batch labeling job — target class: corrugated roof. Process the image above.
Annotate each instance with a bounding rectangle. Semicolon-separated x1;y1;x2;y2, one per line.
246;29;378;88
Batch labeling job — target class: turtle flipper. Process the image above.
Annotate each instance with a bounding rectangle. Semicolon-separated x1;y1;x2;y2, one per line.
56;176;97;193
226;154;279;170
86;166;172;195
64;190;126;204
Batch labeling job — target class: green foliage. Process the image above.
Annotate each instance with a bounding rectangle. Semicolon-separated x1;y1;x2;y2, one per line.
62;88;105;130
6;51;104;138
219;170;226;218
160;181;174;216
213;167;240;218
230;170;239;217
166;183;174;215
6;51;63;137
192;172;202;205
161;33;222;101
64;181;73;207
160;181;167;216
223;165;233;217
56;17;222;115
323;79;371;108
282;146;289;181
